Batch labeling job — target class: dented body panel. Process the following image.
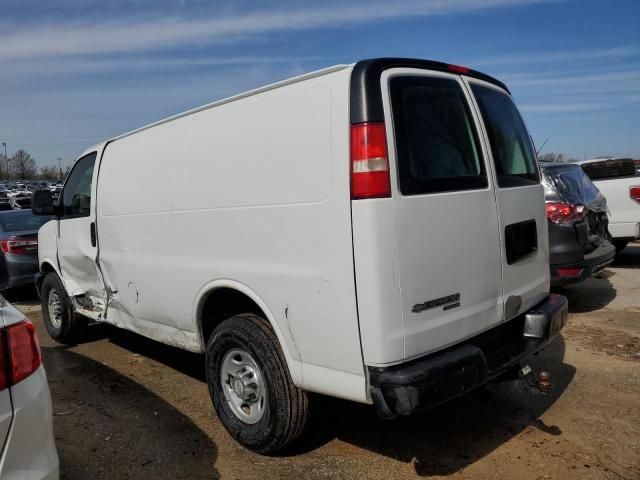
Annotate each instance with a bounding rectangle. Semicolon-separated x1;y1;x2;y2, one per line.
92;66;367;402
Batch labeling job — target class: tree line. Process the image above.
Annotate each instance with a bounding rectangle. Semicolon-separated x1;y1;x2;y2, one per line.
0;148;591;181
537;152;579;163
0;149;71;181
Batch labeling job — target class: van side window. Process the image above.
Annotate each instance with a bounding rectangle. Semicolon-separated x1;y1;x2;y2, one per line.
389;76;487;196
61;153;97;218
470;84;539;188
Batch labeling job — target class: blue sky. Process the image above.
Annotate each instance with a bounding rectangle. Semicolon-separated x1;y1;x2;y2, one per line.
0;0;638;168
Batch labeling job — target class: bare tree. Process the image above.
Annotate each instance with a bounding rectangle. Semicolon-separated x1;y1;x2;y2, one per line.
0;153;7;181
39;165;59;180
10;149;38;179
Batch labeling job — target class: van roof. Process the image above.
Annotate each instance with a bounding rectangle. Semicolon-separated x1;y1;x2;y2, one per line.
350;58;509;124
106;64;350;145
86;58;508;154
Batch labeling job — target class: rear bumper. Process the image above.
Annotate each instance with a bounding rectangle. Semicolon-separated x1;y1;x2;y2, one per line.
369;293;568;419
608;222;640;240
550;240;616;286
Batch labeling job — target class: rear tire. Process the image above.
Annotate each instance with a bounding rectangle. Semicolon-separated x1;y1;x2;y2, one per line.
613;240;629;253
205;313;309;454
40;272;87;344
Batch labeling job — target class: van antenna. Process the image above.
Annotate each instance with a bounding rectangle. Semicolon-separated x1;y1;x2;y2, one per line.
536;139;549;156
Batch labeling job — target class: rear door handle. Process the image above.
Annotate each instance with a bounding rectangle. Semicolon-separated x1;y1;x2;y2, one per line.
90;222;97;247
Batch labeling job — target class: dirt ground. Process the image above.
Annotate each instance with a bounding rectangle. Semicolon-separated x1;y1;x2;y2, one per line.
10;243;640;480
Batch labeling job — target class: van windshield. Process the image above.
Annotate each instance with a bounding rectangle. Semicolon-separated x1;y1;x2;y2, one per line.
471;84;539;188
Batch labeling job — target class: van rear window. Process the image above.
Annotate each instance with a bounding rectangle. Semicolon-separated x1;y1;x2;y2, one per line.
389;76;487;196
470;84;539;188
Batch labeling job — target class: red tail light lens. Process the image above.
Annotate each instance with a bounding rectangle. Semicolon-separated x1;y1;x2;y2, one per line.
0;320;42;390
0;237;38;255
630;186;640;205
447;64;470;74
545;202;585;224
7;321;41;385
557;268;584;278
350;123;391;200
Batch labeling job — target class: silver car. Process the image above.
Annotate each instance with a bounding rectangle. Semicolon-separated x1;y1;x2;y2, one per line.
0;296;58;479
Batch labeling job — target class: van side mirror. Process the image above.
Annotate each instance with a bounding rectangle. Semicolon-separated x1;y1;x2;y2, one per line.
32;190;56;216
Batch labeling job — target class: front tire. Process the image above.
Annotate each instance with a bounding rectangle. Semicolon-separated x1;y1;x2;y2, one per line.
205;313;309;453
40;272;87;344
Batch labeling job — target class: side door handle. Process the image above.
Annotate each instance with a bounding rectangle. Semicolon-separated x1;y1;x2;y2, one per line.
90;222;97;247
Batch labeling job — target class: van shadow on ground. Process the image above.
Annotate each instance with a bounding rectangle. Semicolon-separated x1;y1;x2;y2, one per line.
98;325;573;477
1;284;40;305
612;242;640;269
553;275;616;314
42;346;219;480
12;273;578;476
291;336;574;476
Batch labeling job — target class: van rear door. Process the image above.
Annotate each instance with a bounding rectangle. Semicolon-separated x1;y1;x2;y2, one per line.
381;68;504;360
465;79;549;318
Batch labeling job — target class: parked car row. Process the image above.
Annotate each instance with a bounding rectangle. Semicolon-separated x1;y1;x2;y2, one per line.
0;182;63;212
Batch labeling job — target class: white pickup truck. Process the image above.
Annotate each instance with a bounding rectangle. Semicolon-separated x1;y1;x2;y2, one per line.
574;158;640;251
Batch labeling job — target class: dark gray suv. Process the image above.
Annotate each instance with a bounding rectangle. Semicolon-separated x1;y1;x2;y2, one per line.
541;162;616;285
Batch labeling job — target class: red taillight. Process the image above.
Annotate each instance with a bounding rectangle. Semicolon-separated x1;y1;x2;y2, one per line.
447;64;470;74
557;268;584;278
8;321;41;385
350;122;391;200
0;237;38;255
545;202;585;224
0;320;42;390
630;186;640;205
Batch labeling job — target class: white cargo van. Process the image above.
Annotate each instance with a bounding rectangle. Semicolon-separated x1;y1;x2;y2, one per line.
33;58;567;453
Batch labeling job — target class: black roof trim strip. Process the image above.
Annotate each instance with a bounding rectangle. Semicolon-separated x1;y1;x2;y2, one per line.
350;58;510;124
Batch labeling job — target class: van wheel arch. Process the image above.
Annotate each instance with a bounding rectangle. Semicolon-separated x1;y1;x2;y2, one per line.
40;272;88;344
37;262;58;295
198;287;266;345
197;284;302;387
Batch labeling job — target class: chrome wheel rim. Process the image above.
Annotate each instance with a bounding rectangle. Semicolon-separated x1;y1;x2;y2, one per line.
220;348;266;424
47;289;63;329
